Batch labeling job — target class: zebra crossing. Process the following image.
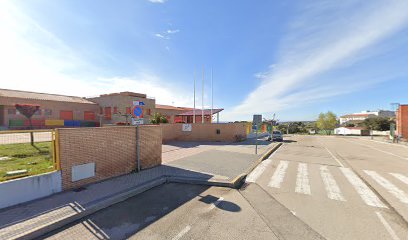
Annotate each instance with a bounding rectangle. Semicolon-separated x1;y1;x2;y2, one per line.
248;160;408;208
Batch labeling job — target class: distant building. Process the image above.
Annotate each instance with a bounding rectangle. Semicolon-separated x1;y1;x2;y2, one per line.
176;109;224;124
0;88;225;129
396;105;408;139
155;104;193;123
0;88;99;129
339;110;395;125
88;92;156;125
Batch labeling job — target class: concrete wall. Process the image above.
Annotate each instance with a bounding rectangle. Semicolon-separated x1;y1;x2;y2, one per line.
0;171;62;209
58;126;162;190
161;123;247;142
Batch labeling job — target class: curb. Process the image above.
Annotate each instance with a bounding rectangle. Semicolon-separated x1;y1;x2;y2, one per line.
230;142;283;188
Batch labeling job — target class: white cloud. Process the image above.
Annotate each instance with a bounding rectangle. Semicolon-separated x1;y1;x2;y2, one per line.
225;0;408;121
0;1;193;107
167;29;179;34
148;0;167;3
154;33;169;39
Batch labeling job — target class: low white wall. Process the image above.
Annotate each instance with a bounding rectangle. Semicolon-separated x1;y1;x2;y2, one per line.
372;130;390;136
0;171;62;209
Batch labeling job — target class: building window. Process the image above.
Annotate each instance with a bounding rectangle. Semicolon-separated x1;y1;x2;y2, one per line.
146;109;151;116
60;111;73;120
126;107;131;114
113;106;118;114
84;111;96;120
99;107;103;114
44;109;52;116
7;108;16;115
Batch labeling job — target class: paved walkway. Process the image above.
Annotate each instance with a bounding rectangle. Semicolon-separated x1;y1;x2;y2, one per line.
0;132;51;145
163;139;276;180
0;166;224;240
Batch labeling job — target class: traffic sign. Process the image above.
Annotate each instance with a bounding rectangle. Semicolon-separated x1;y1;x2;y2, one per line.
133;101;145;106
132;106;143;118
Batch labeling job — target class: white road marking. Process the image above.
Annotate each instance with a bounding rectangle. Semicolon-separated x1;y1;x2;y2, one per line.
320;166;346;201
359;137;408;149
340;168;387;208
246;158;273;183
345;139;408;161
390;173;408;185
268;161;289;188
207;197;224;211
172;225;192;240
364;170;408;204
295;163;311;195
324;147;344;167
375;212;401;240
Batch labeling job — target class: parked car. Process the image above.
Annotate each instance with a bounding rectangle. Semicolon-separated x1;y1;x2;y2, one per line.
267;130;283;142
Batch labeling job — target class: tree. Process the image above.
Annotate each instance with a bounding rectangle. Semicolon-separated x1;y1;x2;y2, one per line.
316;111;337;135
150;113;169;124
362;117;394;131
15;104;40;146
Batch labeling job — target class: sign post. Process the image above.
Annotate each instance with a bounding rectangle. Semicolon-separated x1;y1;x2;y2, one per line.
253;114;262;155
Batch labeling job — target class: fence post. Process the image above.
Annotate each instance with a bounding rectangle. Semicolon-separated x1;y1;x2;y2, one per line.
136;125;141;172
54;129;61;171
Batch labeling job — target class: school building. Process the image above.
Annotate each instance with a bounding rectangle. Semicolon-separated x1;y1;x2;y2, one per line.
0;88;223;129
0;89;100;129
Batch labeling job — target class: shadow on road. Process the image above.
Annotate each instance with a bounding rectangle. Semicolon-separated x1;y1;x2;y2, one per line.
198;194;241;212
39;183;241;239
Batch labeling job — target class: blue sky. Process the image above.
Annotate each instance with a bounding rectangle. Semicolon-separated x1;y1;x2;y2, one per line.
1;0;408;121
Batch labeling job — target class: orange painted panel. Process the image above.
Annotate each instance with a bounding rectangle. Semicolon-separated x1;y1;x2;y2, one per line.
60;111;73;120
84;111;96;120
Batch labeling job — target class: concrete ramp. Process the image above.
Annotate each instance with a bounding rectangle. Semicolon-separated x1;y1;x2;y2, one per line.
239;183;325;240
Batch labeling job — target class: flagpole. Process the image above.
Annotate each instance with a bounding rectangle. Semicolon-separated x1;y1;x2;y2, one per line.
211;68;213;124
193;67;196;124
202;65;204;124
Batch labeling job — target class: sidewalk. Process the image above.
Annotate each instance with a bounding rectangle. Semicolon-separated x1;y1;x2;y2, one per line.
0;140;279;240
0;166;222;240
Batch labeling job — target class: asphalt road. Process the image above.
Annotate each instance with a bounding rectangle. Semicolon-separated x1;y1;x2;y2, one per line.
247;135;408;240
41;182;321;240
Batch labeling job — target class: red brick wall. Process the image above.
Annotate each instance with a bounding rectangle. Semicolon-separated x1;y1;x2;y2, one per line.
58;126;162;190
161;123;247;142
397;105;408;139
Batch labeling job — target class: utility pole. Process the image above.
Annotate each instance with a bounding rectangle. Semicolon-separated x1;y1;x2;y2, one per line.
193;67;196;123
211;68;213;124
202;65;204;124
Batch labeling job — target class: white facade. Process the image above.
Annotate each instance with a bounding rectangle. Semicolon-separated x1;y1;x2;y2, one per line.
335;127;362;135
339;110;395;125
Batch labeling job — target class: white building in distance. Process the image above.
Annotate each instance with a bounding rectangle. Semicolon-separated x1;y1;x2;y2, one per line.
339;110;395;125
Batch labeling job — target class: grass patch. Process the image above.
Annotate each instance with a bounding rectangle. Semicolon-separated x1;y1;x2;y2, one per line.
0;142;54;182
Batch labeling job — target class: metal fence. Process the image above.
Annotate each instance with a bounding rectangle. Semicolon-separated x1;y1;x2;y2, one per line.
0;129;58;182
